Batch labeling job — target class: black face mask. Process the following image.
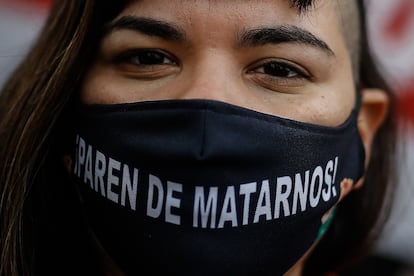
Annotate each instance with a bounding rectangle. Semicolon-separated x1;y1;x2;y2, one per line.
71;99;365;276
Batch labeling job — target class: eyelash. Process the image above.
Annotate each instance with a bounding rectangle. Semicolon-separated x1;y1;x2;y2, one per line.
248;59;311;80
114;49;177;67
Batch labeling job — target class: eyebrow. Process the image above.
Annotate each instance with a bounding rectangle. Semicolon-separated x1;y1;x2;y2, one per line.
238;25;335;56
105;16;186;42
289;0;315;13
106;0;316;37
105;16;333;57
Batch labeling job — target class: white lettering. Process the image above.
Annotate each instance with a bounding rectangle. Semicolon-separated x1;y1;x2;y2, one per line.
239;182;257;225
77;137;86;178
84;145;93;188
147;174;164;218
121;164;138;211
74;135;345;227
292;171;310;215
332;157;339;197
193;187;218;228
310;166;323;207
94;150;106;196
274;176;292;219
107;158;121;204
323;160;334;202
165;181;182;225
254;180;272;223
218;186;237;228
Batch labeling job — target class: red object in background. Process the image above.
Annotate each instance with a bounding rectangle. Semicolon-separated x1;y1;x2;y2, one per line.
398;85;414;124
384;0;414;41
380;0;414;124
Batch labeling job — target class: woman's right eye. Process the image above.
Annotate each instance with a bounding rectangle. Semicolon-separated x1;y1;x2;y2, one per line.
112;49;179;78
115;49;177;67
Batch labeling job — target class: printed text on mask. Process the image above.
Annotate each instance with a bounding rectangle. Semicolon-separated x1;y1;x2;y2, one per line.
74;135;339;229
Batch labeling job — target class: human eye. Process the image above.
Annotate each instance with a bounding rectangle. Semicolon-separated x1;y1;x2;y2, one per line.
117;49;176;66
114;49;179;78
247;59;312;89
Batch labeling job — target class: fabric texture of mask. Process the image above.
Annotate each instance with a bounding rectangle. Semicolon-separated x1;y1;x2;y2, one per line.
71;99;365;276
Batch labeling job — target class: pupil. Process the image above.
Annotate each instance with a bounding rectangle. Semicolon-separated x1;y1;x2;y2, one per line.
264;63;290;76
139;52;163;65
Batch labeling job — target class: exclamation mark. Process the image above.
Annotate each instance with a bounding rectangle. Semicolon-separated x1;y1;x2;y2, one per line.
332;157;338;197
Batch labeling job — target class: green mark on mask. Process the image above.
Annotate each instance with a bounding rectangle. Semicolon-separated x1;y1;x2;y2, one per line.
315;207;337;242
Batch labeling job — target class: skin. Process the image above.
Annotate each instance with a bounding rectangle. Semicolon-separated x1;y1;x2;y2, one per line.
82;0;356;126
79;0;389;275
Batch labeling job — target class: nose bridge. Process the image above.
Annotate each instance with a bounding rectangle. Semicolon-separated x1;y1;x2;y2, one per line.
179;51;241;103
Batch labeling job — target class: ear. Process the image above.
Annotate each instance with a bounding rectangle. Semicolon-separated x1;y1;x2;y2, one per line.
354;88;389;189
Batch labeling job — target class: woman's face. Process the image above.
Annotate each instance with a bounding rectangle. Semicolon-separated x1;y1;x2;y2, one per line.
81;0;356;127
77;2;375;274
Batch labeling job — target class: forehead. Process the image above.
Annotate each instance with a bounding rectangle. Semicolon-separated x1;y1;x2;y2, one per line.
114;0;348;61
117;0;344;42
120;0;335;20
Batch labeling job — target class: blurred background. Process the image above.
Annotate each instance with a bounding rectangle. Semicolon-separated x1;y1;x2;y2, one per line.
366;0;414;262
0;0;413;275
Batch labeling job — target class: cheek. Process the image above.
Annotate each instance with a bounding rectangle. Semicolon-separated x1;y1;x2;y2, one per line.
333;68;357;122
81;65;116;104
316;92;355;127
80;66;151;104
81;63;183;105
281;82;355;127
312;70;356;127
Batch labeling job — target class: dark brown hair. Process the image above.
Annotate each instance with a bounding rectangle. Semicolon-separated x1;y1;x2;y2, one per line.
0;1;398;275
0;1;129;275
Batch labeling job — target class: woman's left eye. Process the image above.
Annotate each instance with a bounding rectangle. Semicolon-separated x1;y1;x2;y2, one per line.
249;60;311;80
